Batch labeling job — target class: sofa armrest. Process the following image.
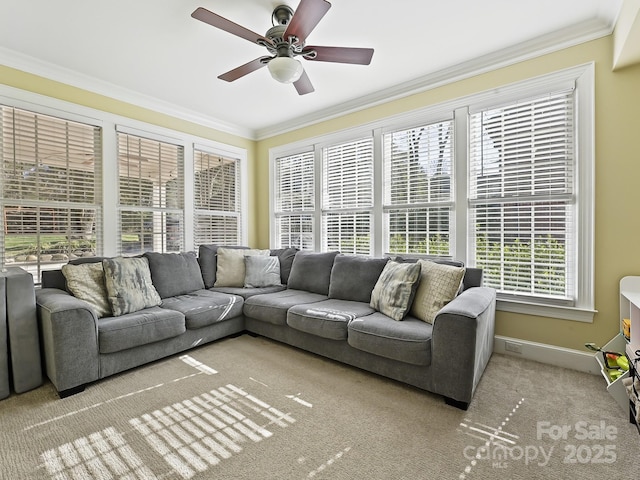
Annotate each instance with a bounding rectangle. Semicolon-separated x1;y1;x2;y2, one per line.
430;287;496;405
36;288;101;394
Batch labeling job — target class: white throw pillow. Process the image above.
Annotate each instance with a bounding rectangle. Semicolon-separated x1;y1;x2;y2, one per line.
214;248;270;287
410;259;465;324
62;262;111;318
102;257;162;316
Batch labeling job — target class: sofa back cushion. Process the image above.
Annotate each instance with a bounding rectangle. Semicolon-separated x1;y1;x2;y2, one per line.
144;251;205;298
270;247;299;284
328;255;389;303
287;251;339;295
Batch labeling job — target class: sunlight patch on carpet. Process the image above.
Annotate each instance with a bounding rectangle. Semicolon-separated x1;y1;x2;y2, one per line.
179;355;218;375
129;384;296;479
40;427;157;480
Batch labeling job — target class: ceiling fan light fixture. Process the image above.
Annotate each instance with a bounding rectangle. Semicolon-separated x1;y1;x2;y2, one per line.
268;56;304;84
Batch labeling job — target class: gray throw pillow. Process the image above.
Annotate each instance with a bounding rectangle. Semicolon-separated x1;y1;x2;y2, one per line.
287;251;339;295
144;251;205;298
245;255;282;288
328;255;389;303
370;261;422;321
102;257;162;316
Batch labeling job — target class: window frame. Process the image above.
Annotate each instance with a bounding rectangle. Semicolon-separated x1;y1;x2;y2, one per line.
0;84;248;277
270;63;595;322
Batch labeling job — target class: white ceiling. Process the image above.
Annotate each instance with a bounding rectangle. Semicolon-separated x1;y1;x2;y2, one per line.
0;0;623;139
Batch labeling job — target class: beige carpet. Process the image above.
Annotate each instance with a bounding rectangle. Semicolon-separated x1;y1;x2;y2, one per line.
1;334;639;479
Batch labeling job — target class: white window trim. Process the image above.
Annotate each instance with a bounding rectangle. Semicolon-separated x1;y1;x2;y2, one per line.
270;63;595;322
0;84;249;257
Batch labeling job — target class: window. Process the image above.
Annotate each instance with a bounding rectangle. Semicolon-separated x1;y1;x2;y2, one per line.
469;90;575;303
384;120;454;256
322;138;374;254
117;131;184;255
0;106;101;282
194;149;241;246
273;151;315;250
271;65;594;320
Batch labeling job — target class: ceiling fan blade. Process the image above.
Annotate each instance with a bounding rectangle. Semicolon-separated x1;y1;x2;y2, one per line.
284;0;331;45
218;57;271;82
294;70;314;95
303;46;374;65
192;7;273;47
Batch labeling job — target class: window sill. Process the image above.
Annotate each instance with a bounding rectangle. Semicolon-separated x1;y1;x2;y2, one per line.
496;298;596;323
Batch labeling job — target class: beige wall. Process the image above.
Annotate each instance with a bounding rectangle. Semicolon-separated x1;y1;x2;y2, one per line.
255;35;640;352
2;33;640;352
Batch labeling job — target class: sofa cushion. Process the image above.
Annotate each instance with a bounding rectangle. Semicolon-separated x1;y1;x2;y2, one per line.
210;285;286;299
287;251;339;295
328;255;388;303
270;247;299;284
61;262;111;318
243;289;328;326
214;247;270;287
410;259;466;324
287;299;376;340
198;245;249;289
244;255;282;288
102;257;162;316
347;313;433;366
144;251;205;299
369;261;421;321
160;290;244;329
98;306;185;354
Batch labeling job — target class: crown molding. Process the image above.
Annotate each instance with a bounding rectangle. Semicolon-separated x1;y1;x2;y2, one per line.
0;15;615;142
255;17;614;140
0;47;254;140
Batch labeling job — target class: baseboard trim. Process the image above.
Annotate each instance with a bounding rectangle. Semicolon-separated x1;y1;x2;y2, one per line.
493;335;599;375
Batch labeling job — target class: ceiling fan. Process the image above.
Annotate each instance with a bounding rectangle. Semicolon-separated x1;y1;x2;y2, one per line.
191;0;374;95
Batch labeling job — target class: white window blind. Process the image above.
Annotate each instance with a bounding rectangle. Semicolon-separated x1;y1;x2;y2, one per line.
0;105;102;282
274;151;315;249
383;121;454;256
322;138;374;254
194;150;241;246
469;89;575;301
117;132;184;255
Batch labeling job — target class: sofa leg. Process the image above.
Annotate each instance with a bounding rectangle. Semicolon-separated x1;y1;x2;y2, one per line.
444;396;469;410
58;384;85;399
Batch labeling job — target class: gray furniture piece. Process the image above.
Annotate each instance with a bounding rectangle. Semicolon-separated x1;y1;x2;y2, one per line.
36;248;496;409
0;275;8;400
2;267;42;395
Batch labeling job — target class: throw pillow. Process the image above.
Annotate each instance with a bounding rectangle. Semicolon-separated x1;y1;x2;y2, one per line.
61;262;111;318
411;259;466;324
328;255;389;303
102;257;162;316
287;251;339;295
198;244;249;288
369;261;422;321
214;248;270;287
244;255;282;288
144;251;205;298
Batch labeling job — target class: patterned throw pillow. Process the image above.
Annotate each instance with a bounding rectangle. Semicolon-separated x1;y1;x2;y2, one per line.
410;259;465;324
214;248;270;287
244;255;282;288
369;261;422;321
102;257;162;316
62;262;111;318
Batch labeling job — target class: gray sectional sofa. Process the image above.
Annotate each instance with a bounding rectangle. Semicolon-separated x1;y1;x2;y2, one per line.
35;246;496;409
